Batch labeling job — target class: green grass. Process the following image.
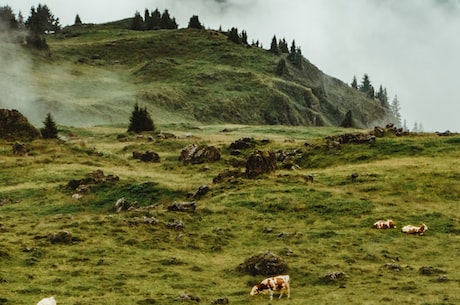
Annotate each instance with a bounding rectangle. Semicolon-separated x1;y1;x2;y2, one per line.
1;125;459;304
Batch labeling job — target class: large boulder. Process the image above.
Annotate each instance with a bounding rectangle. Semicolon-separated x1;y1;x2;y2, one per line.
180;144;221;164
245;150;277;178
0;109;41;140
237;251;288;276
132;151;160;162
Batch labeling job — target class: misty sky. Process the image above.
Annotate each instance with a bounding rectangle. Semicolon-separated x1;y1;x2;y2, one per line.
3;0;460;131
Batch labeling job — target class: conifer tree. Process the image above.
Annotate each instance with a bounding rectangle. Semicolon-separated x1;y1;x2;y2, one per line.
25;4;60;34
340;110;355;128
376;85;389;107
131;11;143;30
0;5;18;31
290;39;296;54
359;74;372;93
74;14;82;26
276;58;287;76
227;27;240;44
128;103;155;133
151;9;161;29
390;95;402;126
160;9;177;29
351;76;358;89
279;38;289;53
269;35;280;55
240;30;248;45
188;15;204;29
144;9;153;30
41;113;58;139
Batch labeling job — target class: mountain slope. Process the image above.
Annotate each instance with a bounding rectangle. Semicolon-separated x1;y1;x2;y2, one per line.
16;23;393;127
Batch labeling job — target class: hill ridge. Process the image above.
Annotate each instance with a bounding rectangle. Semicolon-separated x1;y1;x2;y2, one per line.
7;23;395;128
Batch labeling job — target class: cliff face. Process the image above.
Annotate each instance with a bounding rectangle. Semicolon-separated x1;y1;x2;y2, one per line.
0;109;41;140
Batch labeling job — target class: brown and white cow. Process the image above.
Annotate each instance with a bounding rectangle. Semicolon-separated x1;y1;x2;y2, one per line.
373;219;396;229
402;224;428;235
250;275;290;300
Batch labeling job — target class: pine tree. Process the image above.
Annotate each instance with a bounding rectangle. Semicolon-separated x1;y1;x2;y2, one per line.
269;35;280;55
128;103;155;133
340;110;355;128
227;27;240;44
0;5;18;31
144;9;153;30
290;40;296;54
403;119;408;131
74;14;82;26
188;15;204;29
276;58;287;76
25;4;60;34
359;74;372;93
41;113;58;139
376;85;389;107
131;11;143;30
160;9;177;29
240;30;248;45
151;9;161;29
279;38;289;53
390;95;402;126
351;76;358;89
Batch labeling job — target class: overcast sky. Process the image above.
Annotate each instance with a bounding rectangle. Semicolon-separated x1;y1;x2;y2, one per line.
3;0;460;131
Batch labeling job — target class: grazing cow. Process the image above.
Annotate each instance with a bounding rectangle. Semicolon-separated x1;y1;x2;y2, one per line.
36;296;56;305
402;224;428;235
250;275;290;300
373;219;396;229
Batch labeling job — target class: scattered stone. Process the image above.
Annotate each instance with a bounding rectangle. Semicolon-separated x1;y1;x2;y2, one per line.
325;133;376;146
49;231;79;244
167;201;196;212
167;220;184;230
12;141;29;156
177;293;200;302
322;271;347;284
436;130;457;136
384;263;401;271
212;297;229;304
113;197;139;213
212;169;242;184
419;266;446;275
67;169;119;191
237;251;287;276
192;185;210;200
229;137;257;150
132;151;160;162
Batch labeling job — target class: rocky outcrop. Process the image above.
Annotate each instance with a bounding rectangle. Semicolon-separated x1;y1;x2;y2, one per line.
0;109;41;140
245;150;277;178
180;144;221;164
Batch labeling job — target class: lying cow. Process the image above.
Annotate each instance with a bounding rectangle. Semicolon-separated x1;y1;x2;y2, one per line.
36;296;56;305
402;224;428;235
250;275;290;300
373;219;396;229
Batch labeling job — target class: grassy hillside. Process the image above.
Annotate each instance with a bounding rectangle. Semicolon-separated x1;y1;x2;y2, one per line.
1;124;459;304
13;23;393;128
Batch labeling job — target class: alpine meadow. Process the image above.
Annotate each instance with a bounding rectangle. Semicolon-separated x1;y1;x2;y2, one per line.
1;6;459;305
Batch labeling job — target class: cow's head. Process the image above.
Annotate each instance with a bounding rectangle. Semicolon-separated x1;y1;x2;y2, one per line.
388;220;396;228
418;224;428;235
250;283;268;296
250;285;260;296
